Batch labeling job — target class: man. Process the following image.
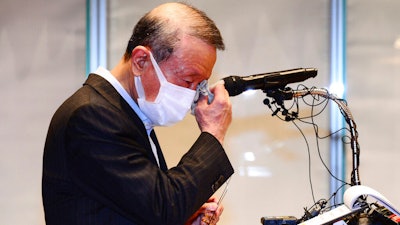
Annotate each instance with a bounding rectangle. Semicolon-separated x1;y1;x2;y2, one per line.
42;2;234;225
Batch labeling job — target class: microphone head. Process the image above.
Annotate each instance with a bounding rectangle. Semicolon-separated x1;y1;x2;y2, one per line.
222;68;318;97
222;76;245;96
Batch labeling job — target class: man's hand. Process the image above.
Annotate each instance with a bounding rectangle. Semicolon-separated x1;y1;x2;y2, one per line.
185;197;224;225
194;81;232;144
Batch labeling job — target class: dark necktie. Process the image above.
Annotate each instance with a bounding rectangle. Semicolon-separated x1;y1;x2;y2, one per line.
149;130;167;170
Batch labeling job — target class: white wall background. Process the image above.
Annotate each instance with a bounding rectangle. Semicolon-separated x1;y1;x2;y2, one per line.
0;0;399;224
346;0;400;206
0;0;85;224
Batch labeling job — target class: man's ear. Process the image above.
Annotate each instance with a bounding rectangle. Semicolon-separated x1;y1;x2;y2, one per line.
130;46;150;75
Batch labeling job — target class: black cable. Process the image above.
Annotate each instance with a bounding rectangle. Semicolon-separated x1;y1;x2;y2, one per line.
292;120;316;204
264;86;356;217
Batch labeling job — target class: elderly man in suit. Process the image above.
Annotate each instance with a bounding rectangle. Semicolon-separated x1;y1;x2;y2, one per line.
42;2;234;225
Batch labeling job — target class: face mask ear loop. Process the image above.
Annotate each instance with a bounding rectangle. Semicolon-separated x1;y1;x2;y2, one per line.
148;52;167;84
134;70;146;99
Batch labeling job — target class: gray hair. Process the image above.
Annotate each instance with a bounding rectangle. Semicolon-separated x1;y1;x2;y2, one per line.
124;2;225;62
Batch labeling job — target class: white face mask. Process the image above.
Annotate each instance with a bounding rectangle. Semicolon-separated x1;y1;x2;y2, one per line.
134;52;196;126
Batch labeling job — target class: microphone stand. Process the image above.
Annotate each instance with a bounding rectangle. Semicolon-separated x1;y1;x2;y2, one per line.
263;87;361;186
261;87;400;225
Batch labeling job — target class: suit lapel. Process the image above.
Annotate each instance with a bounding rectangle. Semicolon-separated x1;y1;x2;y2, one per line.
84;74;167;168
84;74;146;131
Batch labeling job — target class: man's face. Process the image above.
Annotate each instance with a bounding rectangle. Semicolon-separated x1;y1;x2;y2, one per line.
141;35;217;102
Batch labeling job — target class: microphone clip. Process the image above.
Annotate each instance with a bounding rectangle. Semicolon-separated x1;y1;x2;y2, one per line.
265;87;294;104
263;87;298;121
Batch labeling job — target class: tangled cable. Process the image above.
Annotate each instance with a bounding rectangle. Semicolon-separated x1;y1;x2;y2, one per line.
262;85;361;221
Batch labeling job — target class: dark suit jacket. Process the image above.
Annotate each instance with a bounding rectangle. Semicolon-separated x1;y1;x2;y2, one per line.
42;74;234;225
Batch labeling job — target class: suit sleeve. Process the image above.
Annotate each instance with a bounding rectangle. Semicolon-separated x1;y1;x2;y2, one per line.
65;103;234;225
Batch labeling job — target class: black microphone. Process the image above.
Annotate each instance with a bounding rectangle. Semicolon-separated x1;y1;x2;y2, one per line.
222;68;318;96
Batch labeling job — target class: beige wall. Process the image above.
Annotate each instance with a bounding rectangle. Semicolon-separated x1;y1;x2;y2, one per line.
1;0;399;224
